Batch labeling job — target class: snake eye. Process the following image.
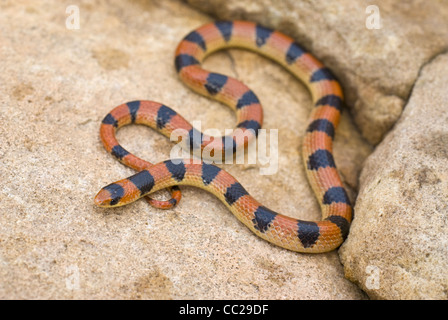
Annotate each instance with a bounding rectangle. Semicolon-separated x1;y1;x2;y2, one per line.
94;183;124;207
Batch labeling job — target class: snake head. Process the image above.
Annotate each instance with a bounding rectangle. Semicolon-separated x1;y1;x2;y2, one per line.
94;180;139;207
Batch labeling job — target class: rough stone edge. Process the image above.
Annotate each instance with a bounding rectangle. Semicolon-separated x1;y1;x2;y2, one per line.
338;49;448;300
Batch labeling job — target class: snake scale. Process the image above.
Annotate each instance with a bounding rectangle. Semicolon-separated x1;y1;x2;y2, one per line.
94;21;353;253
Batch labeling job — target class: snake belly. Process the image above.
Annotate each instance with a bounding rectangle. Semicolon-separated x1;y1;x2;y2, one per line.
95;21;353;253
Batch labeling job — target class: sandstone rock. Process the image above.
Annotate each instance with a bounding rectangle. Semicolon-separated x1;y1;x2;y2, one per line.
339;52;448;300
0;0;368;299
185;0;448;144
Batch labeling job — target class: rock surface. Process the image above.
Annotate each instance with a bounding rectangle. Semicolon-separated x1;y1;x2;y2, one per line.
185;0;448;144
0;0;369;299
340;52;448;300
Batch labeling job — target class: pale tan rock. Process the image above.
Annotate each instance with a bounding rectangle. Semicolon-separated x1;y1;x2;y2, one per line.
185;0;448;144
339;52;448;300
0;0;367;299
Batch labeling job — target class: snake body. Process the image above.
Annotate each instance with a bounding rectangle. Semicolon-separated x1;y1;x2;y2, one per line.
95;21;353;253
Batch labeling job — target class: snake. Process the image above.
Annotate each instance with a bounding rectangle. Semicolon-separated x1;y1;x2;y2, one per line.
94;21;353;253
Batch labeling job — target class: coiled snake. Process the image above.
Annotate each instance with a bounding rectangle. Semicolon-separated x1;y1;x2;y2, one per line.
94;21;353;253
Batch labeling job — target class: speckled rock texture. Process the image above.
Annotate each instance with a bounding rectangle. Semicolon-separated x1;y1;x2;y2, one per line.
0;0;369;299
185;0;448;145
339;52;448;300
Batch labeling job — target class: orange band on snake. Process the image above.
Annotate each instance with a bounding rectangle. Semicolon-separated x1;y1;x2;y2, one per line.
94;21;353;253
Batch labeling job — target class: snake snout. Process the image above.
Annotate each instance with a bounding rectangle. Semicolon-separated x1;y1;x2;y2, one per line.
94;189;113;207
